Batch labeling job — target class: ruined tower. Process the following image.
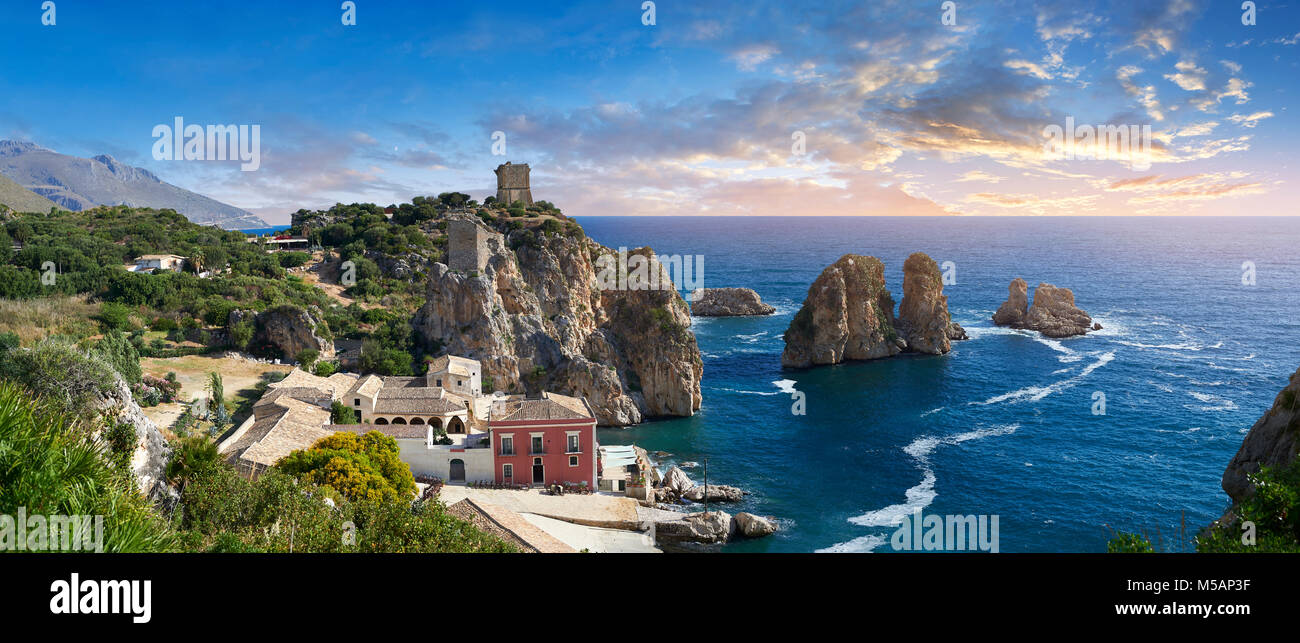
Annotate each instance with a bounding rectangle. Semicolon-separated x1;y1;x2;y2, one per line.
447;215;503;273
494;162;533;206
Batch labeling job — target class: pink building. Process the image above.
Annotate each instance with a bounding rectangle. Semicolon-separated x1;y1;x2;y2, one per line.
489;392;597;488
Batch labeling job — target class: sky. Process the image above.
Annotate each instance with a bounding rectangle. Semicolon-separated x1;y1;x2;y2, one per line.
1;0;1296;223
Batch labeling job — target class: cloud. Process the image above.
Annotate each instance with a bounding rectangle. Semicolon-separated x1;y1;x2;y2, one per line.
1164;59;1207;91
729;44;780;71
956;170;1006;183
1226;111;1273;128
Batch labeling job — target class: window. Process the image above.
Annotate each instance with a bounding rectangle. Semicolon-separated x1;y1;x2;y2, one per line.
531;436;544;454
569;455;579;467
500;436;514;456
353;398;360;406
567;434;580;453
502;464;513;479
457;380;463;386
435;379;442;387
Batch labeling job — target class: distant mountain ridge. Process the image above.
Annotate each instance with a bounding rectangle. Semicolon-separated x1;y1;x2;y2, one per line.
0;140;266;229
0;172;58;213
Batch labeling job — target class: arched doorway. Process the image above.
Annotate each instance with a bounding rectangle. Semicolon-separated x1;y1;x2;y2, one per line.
410;417;425;425
430;417;443;431
449;459;465;482
448;416;465;434
392;417;407;425
374;417;389;425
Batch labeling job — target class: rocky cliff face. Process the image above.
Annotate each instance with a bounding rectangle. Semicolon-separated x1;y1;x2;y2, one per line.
413;226;702;426
230;305;335;362
897;252;962;355
689;288;775;316
992;279;1092;338
1221;366;1300;504
96;376;177;509
781;255;902;368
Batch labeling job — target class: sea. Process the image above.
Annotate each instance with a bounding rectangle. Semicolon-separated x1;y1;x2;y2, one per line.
575;216;1300;553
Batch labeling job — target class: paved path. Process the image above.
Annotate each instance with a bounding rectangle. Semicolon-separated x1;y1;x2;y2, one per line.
519;513;660;553
438;486;641;530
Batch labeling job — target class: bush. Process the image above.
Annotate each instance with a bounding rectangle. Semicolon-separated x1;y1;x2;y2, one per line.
278;431;416;502
95;331;143;385
0;339;120;417
96;301;132;331
1199;461;1300;553
296;348;320;370
313;361;338;377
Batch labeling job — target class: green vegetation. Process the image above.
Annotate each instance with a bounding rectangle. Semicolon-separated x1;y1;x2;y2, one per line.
330;400;357;424
0;380;176;552
276;431;417;503
1106;532;1155;553
1198;461;1300;553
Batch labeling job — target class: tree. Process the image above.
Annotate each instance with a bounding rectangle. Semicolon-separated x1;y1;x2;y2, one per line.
296;348;320;371
94;331;143;385
96;301;132;331
330;400;358;424
277;431;416;502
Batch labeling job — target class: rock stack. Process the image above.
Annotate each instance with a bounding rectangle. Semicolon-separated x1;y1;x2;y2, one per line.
992;279;1093;338
781;252;966;368
689;288;776;316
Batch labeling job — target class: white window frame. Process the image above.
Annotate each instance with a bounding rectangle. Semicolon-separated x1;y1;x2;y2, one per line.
502;463;513;479
569;455;579;467
565;431;581;454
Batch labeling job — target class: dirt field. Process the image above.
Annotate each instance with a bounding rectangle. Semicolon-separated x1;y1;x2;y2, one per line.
295;253;378;309
138;353;294;429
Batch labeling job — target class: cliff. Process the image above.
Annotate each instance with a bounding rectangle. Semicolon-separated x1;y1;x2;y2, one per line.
897;252;965;354
413;223;702;426
1221;366;1300;504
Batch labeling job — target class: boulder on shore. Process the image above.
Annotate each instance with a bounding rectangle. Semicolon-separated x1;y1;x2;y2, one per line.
690;288;775;316
992;279;1092;338
682;483;745;503
662;466;695;494
655;510;734;545
734;512;778;538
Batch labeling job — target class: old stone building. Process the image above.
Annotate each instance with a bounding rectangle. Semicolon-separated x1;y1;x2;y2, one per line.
494;162;533;206
446;215;503;273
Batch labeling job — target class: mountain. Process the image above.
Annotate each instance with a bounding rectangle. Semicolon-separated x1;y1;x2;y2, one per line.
0;172;58;213
0;140;266;229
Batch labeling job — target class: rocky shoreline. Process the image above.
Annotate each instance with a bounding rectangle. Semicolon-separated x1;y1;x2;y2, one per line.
635;450;779;547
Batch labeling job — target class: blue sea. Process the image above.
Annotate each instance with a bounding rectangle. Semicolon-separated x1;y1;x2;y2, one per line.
239;224;292;236
577;216;1300;553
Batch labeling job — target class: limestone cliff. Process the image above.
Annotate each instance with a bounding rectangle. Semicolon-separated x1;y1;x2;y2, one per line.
992;279;1092;338
413;224;702;426
97;376;177;509
781;255;902;368
229;305;335;361
1221;366;1300;504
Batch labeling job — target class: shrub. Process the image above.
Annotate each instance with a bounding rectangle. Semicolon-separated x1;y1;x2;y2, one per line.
277;431;416;502
96;301;132;331
0;339;120;417
330;400;358;424
95;331;143;385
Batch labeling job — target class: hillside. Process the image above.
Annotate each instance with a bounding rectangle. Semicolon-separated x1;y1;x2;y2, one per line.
0;140;265;229
0;173;58;213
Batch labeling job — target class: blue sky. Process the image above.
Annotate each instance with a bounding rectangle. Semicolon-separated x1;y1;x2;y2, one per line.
1;0;1296;223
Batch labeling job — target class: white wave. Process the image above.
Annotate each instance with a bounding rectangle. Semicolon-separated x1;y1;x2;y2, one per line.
920;406;944;417
1186;391;1238;412
971;352;1114;406
816;533;889;554
960;324;1021;340
846;424;1019;530
1115;340;1205;351
711;387;781;396
1031;335;1084;363
772;379;798;394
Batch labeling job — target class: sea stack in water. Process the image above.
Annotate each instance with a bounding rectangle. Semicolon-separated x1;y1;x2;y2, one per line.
992;279;1092;338
781;253;965;368
690;288;775;316
897;252;967;354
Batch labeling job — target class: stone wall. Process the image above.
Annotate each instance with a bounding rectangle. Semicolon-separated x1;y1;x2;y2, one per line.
447;217;501;273
494;162;533;206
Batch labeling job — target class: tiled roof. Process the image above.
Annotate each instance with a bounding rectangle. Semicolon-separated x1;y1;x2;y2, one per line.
373;396;464;414
270;368;358;401
428;354;478;377
225;397;333;468
489;392;594;422
328;424;428;439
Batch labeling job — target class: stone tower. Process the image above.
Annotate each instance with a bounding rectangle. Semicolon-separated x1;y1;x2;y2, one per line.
495;162;533;206
447;216;502;273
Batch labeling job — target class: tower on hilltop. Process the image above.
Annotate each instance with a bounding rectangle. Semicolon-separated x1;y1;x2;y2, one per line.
495;162;533;206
